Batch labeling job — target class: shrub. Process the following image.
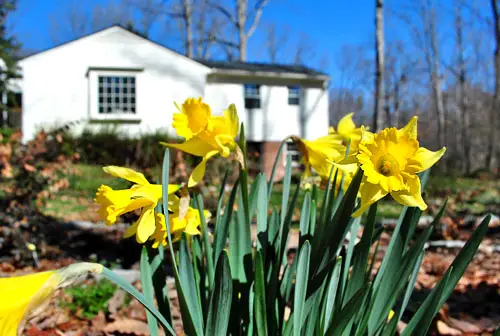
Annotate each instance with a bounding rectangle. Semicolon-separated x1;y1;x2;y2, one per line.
61;279;117;319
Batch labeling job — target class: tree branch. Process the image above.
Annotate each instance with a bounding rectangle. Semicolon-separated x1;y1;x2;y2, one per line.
246;0;269;38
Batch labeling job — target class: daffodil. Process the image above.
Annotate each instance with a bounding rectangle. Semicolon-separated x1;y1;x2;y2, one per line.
94;166;180;243
151;203;211;248
290;134;346;180
161;98;241;187
338;117;446;217
0;263;103;336
329;113;363;152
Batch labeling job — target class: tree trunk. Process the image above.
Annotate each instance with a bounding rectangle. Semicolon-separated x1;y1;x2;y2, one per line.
373;0;385;132
182;0;194;58
426;0;446;149
237;0;247;61
487;0;500;170
456;4;471;175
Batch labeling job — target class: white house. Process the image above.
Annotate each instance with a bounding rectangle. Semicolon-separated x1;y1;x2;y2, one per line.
17;25;329;174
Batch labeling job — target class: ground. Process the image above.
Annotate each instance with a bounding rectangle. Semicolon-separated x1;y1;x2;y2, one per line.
2;163;500;335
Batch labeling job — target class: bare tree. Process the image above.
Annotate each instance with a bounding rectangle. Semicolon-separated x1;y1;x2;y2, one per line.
49;2;134;44
211;0;269;61
419;0;446;149
374;0;385;131
454;2;471;174
487;0;500;169
293;33;316;65
265;23;288;62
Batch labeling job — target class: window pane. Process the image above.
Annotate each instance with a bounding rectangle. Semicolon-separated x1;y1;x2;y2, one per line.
97;75;137;114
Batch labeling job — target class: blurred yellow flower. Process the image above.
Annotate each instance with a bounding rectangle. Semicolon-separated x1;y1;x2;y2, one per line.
291;134;346;180
329;112;363;152
94;166;180;243
0;263;102;336
172;97;212;140
162;98;241;187
340;117;446;217
151;201;211;248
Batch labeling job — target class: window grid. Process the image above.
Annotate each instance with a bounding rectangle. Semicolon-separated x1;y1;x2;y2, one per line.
288;86;300;105
98;76;136;114
244;84;261;109
286;140;302;168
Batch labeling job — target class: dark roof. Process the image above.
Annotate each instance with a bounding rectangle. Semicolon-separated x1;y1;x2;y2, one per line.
20;25;328;79
197;60;329;77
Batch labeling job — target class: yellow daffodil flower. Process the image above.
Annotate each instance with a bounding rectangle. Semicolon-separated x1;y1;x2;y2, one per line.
161;98;241;187
172;97;212;140
338;117;446;217
94;166;180;243
151;202;211;248
0;263;103;336
290;134;346;180
329;112;363;153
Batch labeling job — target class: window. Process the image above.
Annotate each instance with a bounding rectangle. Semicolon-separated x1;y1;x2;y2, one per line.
98;76;136;114
244;84;261;109
288;86;300;105
286;140;302;168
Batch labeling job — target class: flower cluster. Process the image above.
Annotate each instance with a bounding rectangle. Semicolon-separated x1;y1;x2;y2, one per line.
94;98;446;245
292;114;445;217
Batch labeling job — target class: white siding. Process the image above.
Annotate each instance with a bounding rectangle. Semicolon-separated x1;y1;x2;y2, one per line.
205;82;328;142
19;27;210;142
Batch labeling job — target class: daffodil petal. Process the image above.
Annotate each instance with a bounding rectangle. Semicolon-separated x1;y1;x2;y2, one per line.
224;104;240;138
399;116;418;139
103;166;150;185
391;175;427;210
410;147;446;173
160;137;216;157
188;150;219;187
338;112;356;135
135;206;157;243
352;181;387;217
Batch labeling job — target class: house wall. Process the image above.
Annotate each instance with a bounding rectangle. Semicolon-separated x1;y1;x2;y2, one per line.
205;80;328;142
19;27;210;142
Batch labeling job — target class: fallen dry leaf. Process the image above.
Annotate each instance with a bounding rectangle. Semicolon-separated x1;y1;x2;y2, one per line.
103;318;163;335
437;320;463;335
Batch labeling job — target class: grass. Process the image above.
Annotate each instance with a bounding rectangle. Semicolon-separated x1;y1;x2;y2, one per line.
42;164;131;221
42;164;499;222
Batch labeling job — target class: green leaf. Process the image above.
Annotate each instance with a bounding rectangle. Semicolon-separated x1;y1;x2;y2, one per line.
344;204;376;303
213;178;239;263
254;251;268;336
194;194;214;289
403;270;452;336
402;214;491;336
294;241;311;336
340;216;361;306
281;154;293;225
325;285;368;336
177;235;204;336
229;187;253;283
321;257;342;335
101;267;175;335
256;173;269;255
151;246;172;322
206;252;233;336
299;191;311;247
140;247;159;336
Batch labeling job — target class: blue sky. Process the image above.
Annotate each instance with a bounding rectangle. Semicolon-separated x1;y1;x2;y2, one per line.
8;0;492;87
9;0;376;80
